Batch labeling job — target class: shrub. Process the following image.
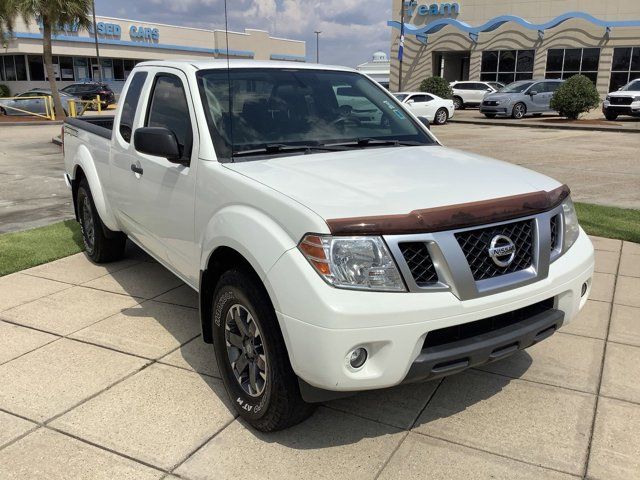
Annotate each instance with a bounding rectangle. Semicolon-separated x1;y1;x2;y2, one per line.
0;84;9;97
419;76;453;99
550;75;600;120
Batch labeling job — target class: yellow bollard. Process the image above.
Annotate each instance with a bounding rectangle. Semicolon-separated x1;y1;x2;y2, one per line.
49;96;56;120
70;100;77;118
96;95;102;113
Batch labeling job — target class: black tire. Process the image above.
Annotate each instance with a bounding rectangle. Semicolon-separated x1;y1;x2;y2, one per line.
484;113;496;119
604;111;618;121
453;96;464;110
0;107;6;115
212;268;315;432
511;102;527;119
76;179;127;263
532;113;543;117
434;108;448;125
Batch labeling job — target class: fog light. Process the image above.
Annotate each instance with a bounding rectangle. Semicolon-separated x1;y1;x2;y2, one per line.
348;348;368;369
581;282;588;297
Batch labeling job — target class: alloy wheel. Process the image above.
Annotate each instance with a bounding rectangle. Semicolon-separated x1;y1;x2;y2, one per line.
225;304;268;397
513;104;526;119
436;109;448;124
80;195;95;252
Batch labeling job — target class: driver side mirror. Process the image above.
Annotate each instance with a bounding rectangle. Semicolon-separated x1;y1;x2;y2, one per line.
134;127;182;163
418;116;431;130
406;99;414;105
529;90;538;96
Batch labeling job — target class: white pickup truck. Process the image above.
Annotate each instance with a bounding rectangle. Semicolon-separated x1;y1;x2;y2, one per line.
63;60;594;432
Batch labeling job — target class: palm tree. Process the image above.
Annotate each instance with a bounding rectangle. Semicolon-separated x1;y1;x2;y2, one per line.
0;0;16;41
4;0;92;118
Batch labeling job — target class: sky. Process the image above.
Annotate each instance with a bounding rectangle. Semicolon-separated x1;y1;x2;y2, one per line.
96;0;392;67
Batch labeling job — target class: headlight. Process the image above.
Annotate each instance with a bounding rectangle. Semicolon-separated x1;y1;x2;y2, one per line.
606;95;611;101
562;198;580;251
634;96;640;102
298;235;406;292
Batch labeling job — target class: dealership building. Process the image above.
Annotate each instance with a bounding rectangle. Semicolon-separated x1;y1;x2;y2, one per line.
0;16;306;93
389;0;640;95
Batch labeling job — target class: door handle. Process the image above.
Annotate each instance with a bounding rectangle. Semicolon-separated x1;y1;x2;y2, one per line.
130;164;143;175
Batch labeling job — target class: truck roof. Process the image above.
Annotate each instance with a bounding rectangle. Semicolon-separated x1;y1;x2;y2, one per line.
135;59;357;73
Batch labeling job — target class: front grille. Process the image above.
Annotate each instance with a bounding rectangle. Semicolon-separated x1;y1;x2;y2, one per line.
399;242;438;286
610;97;633;105
423;298;555;349
483;100;499;106
455;220;534;281
550;215;560;251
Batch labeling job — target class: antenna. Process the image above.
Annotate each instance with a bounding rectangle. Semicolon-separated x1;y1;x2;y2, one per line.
223;0;234;162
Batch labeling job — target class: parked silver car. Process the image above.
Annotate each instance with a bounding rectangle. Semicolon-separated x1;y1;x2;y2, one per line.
0;89;84;117
480;79;564;119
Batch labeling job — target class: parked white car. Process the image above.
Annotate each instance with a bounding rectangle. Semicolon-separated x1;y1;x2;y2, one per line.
62;60;594;432
602;79;640;120
393;92;454;125
450;81;504;109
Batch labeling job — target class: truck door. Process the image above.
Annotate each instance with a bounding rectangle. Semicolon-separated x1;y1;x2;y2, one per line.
128;70;200;283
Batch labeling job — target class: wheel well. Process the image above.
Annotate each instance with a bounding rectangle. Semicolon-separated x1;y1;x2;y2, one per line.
71;166;86;221
199;246;272;344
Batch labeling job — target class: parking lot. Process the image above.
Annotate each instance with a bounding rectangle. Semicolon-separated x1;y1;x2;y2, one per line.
0;236;639;479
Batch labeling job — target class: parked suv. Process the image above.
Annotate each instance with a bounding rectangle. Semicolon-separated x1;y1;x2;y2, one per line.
602;79;640;120
61;82;116;110
450;81;504;109
480;79;563;119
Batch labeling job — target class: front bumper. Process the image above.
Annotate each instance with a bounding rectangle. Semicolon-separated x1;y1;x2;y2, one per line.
268;230;594;394
480;105;509;116
603;101;640;115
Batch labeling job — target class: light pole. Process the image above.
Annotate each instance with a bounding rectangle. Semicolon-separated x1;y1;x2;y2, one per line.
314;31;321;63
91;0;102;82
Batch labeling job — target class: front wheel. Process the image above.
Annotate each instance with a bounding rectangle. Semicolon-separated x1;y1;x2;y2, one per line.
434;108;449;125
76;179;126;263
212;268;315;432
604;111;618;121
511;102;527;119
484;113;496;119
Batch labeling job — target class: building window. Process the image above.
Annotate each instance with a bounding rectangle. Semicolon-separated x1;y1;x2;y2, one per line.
124;60;136;79
60;56;75;81
14;55;27;81
545;48;600;84
610;47;640;92
73;57;89;81
113;59;125;80
480;50;534;84
28;55;45;81
0;57;4;82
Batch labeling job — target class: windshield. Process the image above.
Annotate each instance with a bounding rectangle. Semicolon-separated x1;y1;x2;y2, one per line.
501;81;535;93
196;68;434;161
488;82;503;90
622;80;640;91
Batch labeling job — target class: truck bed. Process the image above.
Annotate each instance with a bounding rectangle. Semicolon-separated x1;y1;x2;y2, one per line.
65;116;115;140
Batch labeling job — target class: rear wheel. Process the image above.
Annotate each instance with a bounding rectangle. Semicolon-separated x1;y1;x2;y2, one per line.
511;102;527;119
453;96;464;110
76;179;126;263
212;268;315;432
434;108;448;125
604;111;618;121
0;107;6;115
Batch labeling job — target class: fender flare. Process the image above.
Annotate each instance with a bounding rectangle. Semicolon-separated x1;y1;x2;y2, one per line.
198;205;299;342
70;144;119;231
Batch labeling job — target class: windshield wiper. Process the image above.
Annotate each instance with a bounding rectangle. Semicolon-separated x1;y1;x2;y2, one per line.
325;138;425;148
233;143;346;157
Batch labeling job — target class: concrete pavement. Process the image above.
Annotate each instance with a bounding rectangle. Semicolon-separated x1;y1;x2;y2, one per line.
0;124;73;233
0;237;639;479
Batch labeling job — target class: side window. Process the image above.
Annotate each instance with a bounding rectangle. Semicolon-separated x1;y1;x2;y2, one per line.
456;83;471;90
119;71;148;143
145;74;193;160
410;95;430;103
546;82;561;93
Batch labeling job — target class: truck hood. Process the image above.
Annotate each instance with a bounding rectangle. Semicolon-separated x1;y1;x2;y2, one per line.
224;146;561;221
608;90;640;97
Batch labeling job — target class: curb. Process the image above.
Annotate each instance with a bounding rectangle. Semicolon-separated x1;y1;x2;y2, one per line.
448;117;640;133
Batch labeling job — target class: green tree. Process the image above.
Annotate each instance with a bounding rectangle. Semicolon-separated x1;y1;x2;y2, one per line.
550;75;601;120
1;0;92;118
419;76;453;99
